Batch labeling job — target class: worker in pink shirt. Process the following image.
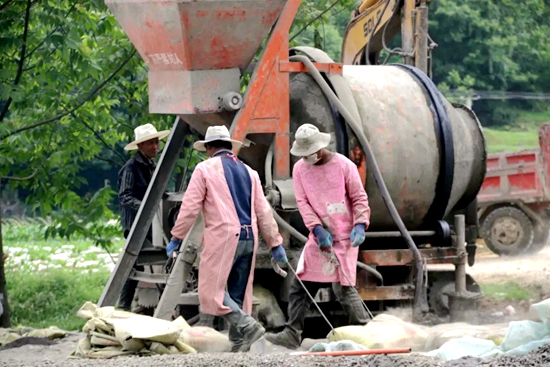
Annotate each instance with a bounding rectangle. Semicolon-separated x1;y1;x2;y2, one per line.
168;125;287;352
266;123;371;349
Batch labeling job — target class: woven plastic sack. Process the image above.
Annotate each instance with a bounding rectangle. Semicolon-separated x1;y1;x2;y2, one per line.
328;314;428;351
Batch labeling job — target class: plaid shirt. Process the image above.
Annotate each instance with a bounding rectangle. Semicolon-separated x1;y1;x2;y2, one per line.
117;151;156;233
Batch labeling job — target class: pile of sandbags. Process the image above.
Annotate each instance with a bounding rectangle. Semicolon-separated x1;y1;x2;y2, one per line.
70;302;230;359
0;326;67;346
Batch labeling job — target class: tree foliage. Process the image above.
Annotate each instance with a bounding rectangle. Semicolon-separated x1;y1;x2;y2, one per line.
0;0;174;246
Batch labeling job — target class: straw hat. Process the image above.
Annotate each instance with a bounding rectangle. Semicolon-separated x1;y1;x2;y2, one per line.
193;125;243;152
290;124;331;157
124;124;170;151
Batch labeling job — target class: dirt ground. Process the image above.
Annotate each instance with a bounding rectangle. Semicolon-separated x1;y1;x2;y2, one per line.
2;245;550;366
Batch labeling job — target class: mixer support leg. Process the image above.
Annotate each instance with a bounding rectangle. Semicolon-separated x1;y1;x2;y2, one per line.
98;117;188;307
448;214;482;322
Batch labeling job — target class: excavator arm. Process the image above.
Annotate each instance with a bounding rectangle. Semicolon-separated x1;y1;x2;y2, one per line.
341;0;432;73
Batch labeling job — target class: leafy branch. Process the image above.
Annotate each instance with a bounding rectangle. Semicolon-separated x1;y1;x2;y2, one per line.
0;48;138;141
0;0;31;123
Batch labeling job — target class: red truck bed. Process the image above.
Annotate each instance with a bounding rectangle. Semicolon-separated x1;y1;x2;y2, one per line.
476;124;550;256
478;148;548;205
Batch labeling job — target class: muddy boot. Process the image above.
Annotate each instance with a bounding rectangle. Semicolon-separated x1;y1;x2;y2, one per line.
238;321;266;352
229;325;243;353
265;327;301;350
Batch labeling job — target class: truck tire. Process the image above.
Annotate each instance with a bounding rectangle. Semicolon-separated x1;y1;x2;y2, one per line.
525;223;550;254
481;207;534;256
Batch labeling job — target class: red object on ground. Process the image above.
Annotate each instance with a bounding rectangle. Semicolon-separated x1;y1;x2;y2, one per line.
298;347;412;357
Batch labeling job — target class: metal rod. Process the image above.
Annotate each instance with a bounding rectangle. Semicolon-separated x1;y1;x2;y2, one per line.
401;0;415;65
454;214;466;294
286;262;334;331
298;347;411;357
364;230;435;238
324;251;374;320
414;5;429;74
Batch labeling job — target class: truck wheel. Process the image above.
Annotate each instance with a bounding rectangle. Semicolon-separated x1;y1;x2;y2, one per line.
481;207;534;256
525;223;550;254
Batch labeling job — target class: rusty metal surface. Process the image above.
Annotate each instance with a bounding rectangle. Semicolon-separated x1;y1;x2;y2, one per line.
230;0;303;180
279;61;343;74
360;248;462;266
356;285;415;301
105;0;287;113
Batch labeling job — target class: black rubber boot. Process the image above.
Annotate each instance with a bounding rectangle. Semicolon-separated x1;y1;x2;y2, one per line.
265;327;301;350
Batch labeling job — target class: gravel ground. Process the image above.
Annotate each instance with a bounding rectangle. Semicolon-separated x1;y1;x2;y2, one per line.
1;335;550;367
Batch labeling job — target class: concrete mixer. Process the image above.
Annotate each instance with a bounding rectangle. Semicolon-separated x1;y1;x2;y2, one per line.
97;0;487;331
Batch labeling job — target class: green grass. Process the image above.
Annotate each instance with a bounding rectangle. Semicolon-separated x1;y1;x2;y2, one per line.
484;127;540;154
6;268;110;331
481;281;533;301
484;107;550;154
2;222;124;330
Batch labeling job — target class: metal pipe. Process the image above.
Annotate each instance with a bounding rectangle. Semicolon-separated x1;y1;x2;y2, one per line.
414;5;429;74
298;347;411;357
265;142;274;188
454;214;466;294
356;261;383;285
272;208;308;244
289;54;427;318
364;230;435;238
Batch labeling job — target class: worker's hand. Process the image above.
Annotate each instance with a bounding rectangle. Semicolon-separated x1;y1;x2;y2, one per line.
166;238;181;257
313;225;333;251
271;245;288;265
350;224;366;247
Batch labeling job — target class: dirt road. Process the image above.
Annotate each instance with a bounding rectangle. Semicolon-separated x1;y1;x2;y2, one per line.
2;245;550;366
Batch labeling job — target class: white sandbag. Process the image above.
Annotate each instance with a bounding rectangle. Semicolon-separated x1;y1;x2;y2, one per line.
424;336;497;361
76;302;99;320
328;313;429;351
108;315;183;345
179;326;230;353
425;322;509;350
499;320;549;352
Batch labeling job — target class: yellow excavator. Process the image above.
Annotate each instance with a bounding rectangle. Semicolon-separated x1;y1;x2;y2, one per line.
342;0;433;74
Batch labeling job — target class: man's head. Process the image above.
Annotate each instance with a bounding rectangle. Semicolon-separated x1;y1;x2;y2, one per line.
137;137;160;159
290;124;332;164
193;125;243;157
124;123;170;157
204;140;233;157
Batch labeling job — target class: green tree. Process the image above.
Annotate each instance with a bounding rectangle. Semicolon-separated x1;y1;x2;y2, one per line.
0;0;174;245
429;0;550;125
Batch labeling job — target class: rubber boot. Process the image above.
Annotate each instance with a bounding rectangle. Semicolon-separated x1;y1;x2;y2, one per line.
229;325;243;352
238;320;266;352
265;327;301;350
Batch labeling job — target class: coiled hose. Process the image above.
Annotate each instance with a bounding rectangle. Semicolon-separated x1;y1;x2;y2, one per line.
285;55;426;315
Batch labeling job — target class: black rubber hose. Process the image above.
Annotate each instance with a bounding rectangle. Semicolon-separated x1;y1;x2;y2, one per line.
289;55;426;316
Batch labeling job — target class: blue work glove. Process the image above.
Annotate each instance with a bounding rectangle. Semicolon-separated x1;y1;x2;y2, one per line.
350;224;366;247
166;238;181;257
313;225;333;251
271;245;288;264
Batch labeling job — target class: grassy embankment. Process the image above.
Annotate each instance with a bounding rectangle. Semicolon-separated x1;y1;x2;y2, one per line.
483;107;550;154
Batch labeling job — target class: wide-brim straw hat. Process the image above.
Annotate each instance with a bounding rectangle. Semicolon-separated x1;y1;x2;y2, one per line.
124;123;170;151
290;123;331;157
193;125;243;152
